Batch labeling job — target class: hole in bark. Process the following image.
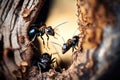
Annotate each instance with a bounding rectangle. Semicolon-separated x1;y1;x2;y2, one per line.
28;0;77;73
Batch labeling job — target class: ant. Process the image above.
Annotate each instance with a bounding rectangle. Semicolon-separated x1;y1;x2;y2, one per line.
62;35;79;54
60;27;80;54
31;43;63;72
52;25;80;54
52;35;79;54
37;53;57;72
28;22;67;48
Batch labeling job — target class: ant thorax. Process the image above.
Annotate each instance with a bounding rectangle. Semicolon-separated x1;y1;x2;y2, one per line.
40;25;47;31
67;39;73;45
38;29;45;36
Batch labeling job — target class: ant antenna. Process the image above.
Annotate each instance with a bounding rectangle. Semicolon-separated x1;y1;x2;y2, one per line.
52;43;63;61
54;21;68;29
51;41;62;47
61;36;65;43
52;43;64;71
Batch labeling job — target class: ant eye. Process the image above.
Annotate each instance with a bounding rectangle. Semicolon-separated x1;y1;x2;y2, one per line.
45;26;55;36
73;37;77;41
45;28;51;33
47;29;50;32
73;37;75;40
47;26;52;31
62;44;67;49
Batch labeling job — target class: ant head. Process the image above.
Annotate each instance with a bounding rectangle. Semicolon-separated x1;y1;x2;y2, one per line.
62;43;69;54
45;26;55;36
72;35;79;41
40;53;51;63
41;53;51;58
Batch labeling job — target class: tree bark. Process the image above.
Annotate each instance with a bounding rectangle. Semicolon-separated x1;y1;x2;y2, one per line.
0;0;45;80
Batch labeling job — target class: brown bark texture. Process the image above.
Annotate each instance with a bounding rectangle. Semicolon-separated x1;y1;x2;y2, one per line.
0;0;120;80
0;0;45;80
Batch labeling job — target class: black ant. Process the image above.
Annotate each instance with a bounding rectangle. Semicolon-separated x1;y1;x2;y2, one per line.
51;26;80;54
62;35;79;54
60;27;80;54
31;44;63;72
52;33;79;54
37;53;57;72
28;22;67;48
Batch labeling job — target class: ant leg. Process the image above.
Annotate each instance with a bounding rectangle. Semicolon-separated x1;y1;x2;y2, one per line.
31;34;37;42
40;36;45;48
51;57;56;69
46;34;49;42
31;43;38;50
52;57;62;72
72;46;78;52
72;46;75;52
26;34;38;47
37;62;42;70
51;58;56;63
38;62;45;69
46;34;50;49
55;60;61;70
74;43;78;50
74;46;77;50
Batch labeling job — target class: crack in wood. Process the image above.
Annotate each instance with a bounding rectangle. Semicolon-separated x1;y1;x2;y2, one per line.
10;0;22;32
23;0;30;9
0;0;9;23
1;0;13;24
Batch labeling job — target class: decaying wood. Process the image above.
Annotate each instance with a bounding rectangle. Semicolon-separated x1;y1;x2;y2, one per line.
0;0;120;80
0;0;45;80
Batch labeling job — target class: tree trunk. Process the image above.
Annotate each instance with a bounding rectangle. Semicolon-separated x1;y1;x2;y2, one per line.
0;0;120;80
0;0;45;80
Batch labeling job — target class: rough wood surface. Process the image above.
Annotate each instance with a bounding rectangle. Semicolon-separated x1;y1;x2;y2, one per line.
0;0;45;80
